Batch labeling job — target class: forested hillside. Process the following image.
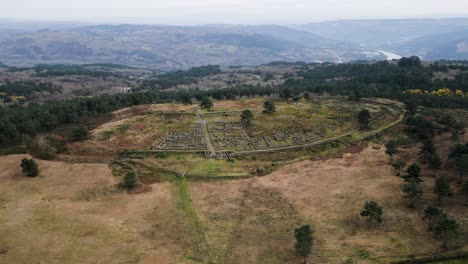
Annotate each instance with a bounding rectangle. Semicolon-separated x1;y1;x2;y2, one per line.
1;57;468;147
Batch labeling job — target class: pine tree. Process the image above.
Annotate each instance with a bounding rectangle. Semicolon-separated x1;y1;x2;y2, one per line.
122;171;138;190
460;182;468;205
426;153;442;177
403;163;423;183
392;159;406;176
420;138;436;162
385;140;399;164
402;181;423;208
358;109;371;130
360;201;383;228
199;96;213;109
434;214;459;249
423;205;444;231
263;100;276;114
240;110;254;128
433;176;452;206
294;224;314;264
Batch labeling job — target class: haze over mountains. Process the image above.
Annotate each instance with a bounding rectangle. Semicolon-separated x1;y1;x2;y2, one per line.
0;18;468;70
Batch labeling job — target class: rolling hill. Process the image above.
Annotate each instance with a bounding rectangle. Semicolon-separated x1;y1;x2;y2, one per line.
0;24;381;70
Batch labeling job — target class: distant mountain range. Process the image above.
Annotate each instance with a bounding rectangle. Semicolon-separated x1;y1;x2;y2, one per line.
0;18;467;70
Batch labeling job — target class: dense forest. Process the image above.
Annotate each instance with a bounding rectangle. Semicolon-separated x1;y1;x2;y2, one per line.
141;65;222;90
5;63;137;78
1;58;468;147
0;81;62;98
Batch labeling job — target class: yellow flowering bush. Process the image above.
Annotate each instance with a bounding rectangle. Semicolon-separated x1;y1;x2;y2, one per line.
431;88;453;97
405;89;424;95
455;90;464;97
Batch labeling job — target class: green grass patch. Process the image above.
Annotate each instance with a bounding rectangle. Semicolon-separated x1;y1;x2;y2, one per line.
173;178;211;262
97;130;114;141
116;124;130;134
186;159;249;178
0;145;27;155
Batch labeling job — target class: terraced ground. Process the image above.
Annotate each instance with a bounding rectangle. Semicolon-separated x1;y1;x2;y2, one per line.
70;97;404;178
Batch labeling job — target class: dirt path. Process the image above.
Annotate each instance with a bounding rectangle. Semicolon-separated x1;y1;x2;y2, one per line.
195;110;216;156
200;119;216;156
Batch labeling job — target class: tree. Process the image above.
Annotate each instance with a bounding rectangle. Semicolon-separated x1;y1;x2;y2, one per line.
122;171;138;190
351;90;362;102
453;154;468;184
392;159;406;176
460;182;468;205
199;96;213;109
423;205;444;231
426;153;442;177
280;87;293;100
71;126;89;141
360;201;383;228
402;181;423;208
434;214;459;249
449;144;468;184
385;140;399;164
20;158;39;177
180;93;192;105
433;176;452;206
398;56;422;68
263;100;276;114
303;92;310;100
240;110;254;128
404;99;417;115
358;109;371;130
420;138;436;162
294;224;314;264
403;163;423;183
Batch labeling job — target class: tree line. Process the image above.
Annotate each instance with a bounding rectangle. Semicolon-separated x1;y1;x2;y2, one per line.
141;65;221;90
2;58;468;147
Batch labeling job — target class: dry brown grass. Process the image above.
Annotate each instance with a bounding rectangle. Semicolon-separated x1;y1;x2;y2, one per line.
188;144;467;263
0;155;190;264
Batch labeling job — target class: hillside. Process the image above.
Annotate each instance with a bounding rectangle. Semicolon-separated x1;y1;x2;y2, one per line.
3;18;468;70
0;24;380;70
297;18;468;60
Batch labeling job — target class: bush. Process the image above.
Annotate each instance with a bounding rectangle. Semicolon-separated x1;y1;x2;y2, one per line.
122;171;138;189
20;158;39;177
70;126;89;141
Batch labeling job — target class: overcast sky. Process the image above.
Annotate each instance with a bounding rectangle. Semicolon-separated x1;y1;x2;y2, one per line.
1;0;468;25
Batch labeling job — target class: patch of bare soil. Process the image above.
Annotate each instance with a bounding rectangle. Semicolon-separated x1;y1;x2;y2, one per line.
0;155;185;264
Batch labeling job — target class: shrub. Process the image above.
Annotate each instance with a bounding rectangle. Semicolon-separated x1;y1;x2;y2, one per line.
70;126;90;141
20;158;39;177
122;171;138;190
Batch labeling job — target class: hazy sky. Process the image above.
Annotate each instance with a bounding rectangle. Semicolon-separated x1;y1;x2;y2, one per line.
1;0;468;25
